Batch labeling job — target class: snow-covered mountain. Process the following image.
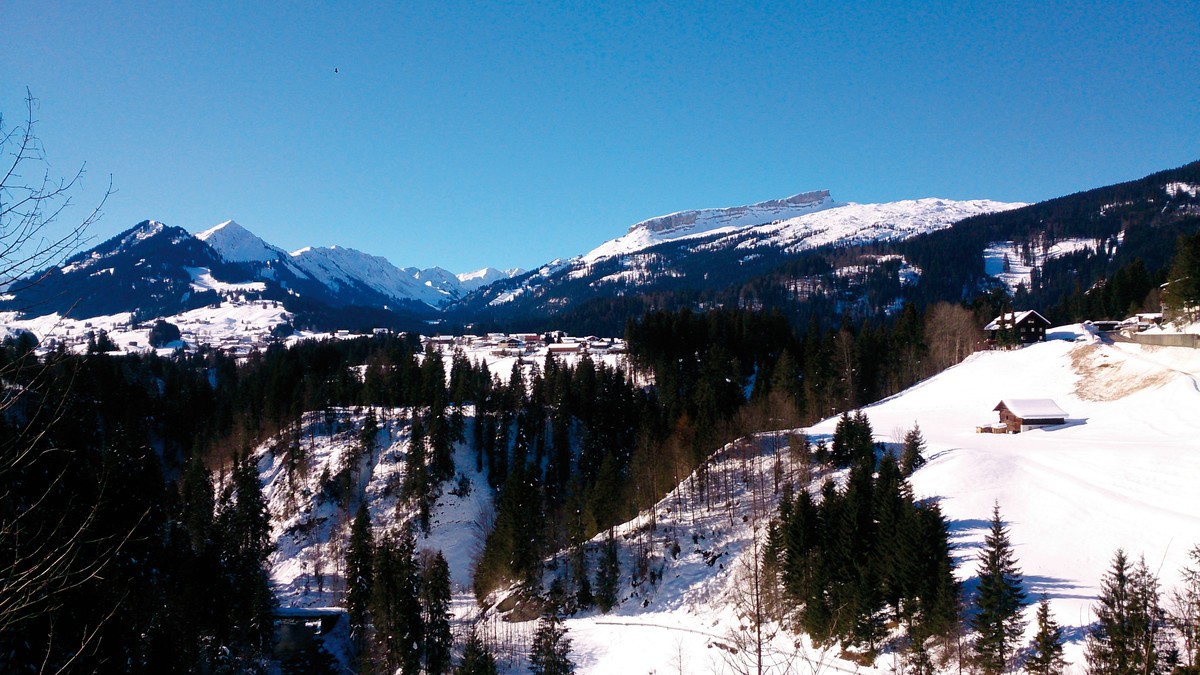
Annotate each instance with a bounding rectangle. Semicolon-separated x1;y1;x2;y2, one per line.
0;218;526;323
197;219;511;309
197;220;284;263
581;189;840;263
460;192;1025;318
457;266;527;292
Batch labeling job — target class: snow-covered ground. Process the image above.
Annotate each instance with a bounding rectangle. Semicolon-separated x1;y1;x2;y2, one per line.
243;324;1199;673
551;326;1200;674
984;238;1105;293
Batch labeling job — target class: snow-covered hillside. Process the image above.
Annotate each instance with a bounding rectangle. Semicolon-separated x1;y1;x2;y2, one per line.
536;328;1199;674
581;193;1023;264
582;190;839;263
243;323;1200;674
197;220;285;263
725;197;1025;254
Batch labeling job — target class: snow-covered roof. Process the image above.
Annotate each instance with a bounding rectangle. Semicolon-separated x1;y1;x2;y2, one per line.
994;398;1068;419
984;310;1050;331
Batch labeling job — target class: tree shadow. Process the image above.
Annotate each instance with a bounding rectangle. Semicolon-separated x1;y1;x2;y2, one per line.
1023;574;1094;601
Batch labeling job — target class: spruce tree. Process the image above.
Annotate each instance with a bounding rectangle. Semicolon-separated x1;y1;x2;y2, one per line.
529;611;575;675
346;503;374;651
456;626;498;675
422;551;453;675
596;533;621;613
1085;550;1167;675
899;423;927;476
971;502;1027;675
1027;595;1066;675
371;527;425;674
215;453;276;657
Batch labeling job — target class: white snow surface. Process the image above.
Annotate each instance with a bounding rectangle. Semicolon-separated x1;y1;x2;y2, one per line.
726;198;1025;254
582;193;1024;264
456;267;526;292
583;190;839;263
196;220;285;263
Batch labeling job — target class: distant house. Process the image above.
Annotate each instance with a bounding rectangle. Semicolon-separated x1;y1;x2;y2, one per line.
985;310;1051;345
992;399;1068;432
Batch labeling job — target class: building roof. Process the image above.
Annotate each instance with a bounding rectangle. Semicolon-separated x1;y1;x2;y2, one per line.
984;310;1051;331
994;398;1068;419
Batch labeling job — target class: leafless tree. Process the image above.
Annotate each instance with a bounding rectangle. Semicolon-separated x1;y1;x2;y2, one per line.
1;89;117;671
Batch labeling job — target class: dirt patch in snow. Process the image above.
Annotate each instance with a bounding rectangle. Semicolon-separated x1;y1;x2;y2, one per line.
1069;343;1174;401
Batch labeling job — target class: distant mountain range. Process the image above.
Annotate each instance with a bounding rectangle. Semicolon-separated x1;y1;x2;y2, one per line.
0;218;524;326
3;160;1199;333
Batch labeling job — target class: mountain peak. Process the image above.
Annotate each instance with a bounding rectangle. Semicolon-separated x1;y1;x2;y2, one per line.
197;220;282;263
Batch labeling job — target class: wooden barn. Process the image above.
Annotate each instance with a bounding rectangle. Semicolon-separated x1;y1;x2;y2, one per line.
984;310;1051;345
992;399;1068;432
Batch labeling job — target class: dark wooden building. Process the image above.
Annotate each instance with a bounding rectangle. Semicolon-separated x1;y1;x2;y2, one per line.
985;310;1051;345
993;399;1068;432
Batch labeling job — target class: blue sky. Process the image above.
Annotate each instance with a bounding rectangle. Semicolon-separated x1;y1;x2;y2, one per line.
3;1;1197;273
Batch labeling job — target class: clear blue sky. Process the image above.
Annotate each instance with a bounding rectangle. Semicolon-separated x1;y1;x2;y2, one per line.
3;1;1197;274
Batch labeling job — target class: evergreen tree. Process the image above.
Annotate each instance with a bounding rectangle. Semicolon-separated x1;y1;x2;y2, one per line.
529;612;575;675
596;533;621;613
1027;595;1067;675
371;527;425;674
346;503;374;651
422;551;453;675
1085;550;1168;675
1170;545;1200;672
456;626;499;675
971;503;1027;675
215;453;276;658
899;422;927;476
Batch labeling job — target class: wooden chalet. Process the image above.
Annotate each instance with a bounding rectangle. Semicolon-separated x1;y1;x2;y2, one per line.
984;310;1051;345
990;398;1068;433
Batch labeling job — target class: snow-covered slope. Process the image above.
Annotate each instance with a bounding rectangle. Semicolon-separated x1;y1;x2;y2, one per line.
546;328;1200;674
195;220;517;308
457;267;526;292
716;197;1024;253
582;190;839;263
465;193;1025;316
197;220;286;263
288;245;457;308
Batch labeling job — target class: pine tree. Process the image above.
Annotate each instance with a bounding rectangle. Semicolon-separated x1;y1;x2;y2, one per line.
422;551;453;675
971;502;1027;675
529;612;575;675
346;503;374;651
1027;595;1067;675
899;422;927;476
456;626;498;675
